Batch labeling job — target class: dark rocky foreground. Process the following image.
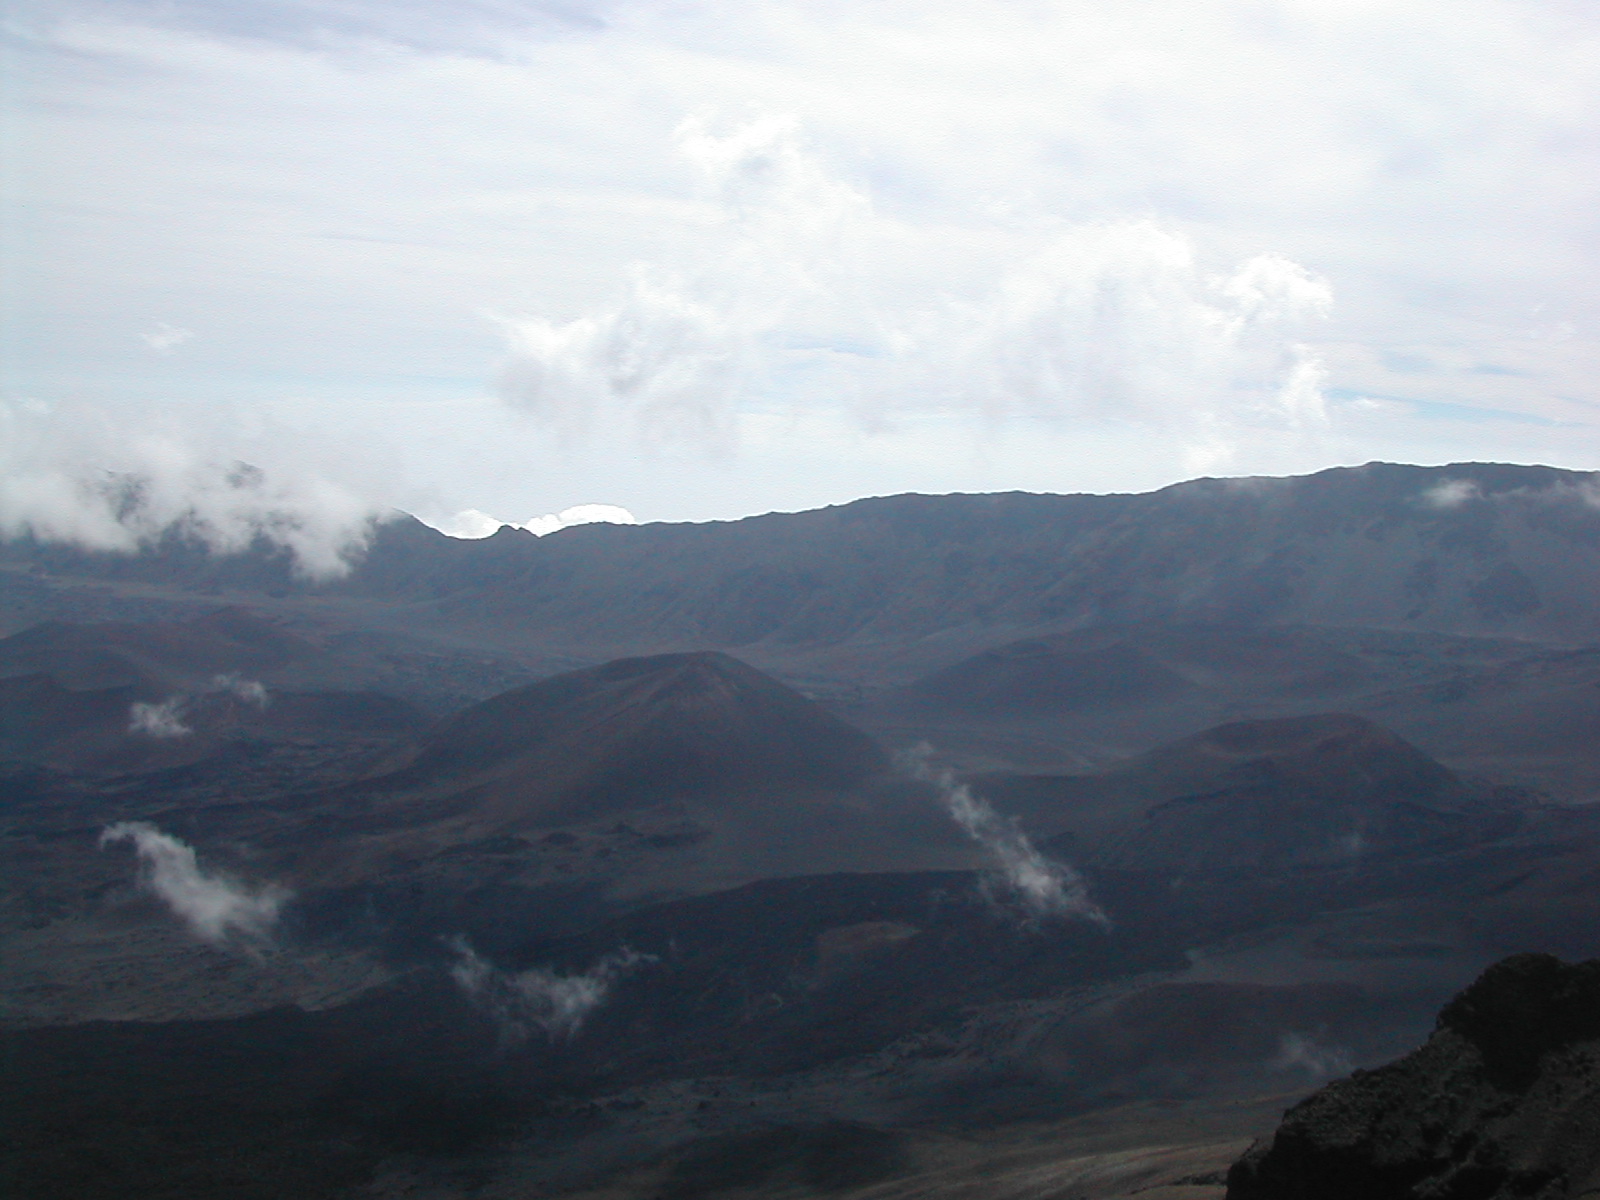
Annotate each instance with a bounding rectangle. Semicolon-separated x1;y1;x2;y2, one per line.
1227;953;1600;1200
0;868;1189;1199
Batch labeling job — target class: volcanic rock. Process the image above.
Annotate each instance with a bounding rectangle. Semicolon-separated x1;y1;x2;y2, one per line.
1226;953;1600;1200
0;673;144;767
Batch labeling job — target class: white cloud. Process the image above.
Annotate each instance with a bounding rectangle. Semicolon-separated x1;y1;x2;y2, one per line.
0;399;389;577
494;114;879;449
1271;1031;1353;1080
127;679;267;737
1423;478;1482;509
100;821;288;944
129;697;191;738
497;118;1335;462
3;0;1596;527
140;322;194;354
424;502;637;539
211;673;269;706
450;937;653;1041
921;224;1333;433
426;508;509;539
519;502;637;535
497;271;749;449
904;746;1109;927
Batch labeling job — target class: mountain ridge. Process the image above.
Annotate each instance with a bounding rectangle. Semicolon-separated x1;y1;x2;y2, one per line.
7;462;1599;650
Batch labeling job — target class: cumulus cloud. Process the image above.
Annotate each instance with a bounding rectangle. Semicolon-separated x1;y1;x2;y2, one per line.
0;400;387;577
519;503;638;536
449;938;654;1042
904;746;1108;926
425;503;638;539
496;117;1333;464
129;697;191;738
926;226;1333;433
498;272;753;450
100;821;288;944
497;115;880;450
8;0;1597;523
494;111;877;449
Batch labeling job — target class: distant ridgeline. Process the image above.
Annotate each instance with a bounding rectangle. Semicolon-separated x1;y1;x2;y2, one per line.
5;462;1599;647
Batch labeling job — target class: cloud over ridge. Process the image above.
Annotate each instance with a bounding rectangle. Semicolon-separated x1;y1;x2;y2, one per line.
0;400;386;577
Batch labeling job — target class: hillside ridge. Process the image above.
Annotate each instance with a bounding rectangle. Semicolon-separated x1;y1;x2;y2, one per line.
6;461;1600;648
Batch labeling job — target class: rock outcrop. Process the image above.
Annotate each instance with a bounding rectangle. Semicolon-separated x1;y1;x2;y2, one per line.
1227;953;1600;1199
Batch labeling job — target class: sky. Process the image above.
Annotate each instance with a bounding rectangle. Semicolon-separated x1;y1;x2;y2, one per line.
2;0;1597;571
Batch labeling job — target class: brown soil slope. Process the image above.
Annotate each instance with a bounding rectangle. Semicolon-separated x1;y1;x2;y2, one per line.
381;650;888;825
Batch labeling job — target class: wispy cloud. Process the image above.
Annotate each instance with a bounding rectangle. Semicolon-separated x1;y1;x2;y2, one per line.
100;821;288;944
140;322;194;354
1423;478;1483;509
126;678;267;737
449;937;654;1041
1270;1031;1353;1081
129;697;191;738
903;746;1108;927
211;674;269;707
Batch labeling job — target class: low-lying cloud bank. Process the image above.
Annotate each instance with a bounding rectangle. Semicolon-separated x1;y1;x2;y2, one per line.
0;400;386;578
904;747;1109;926
100;822;289;944
450;938;655;1042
